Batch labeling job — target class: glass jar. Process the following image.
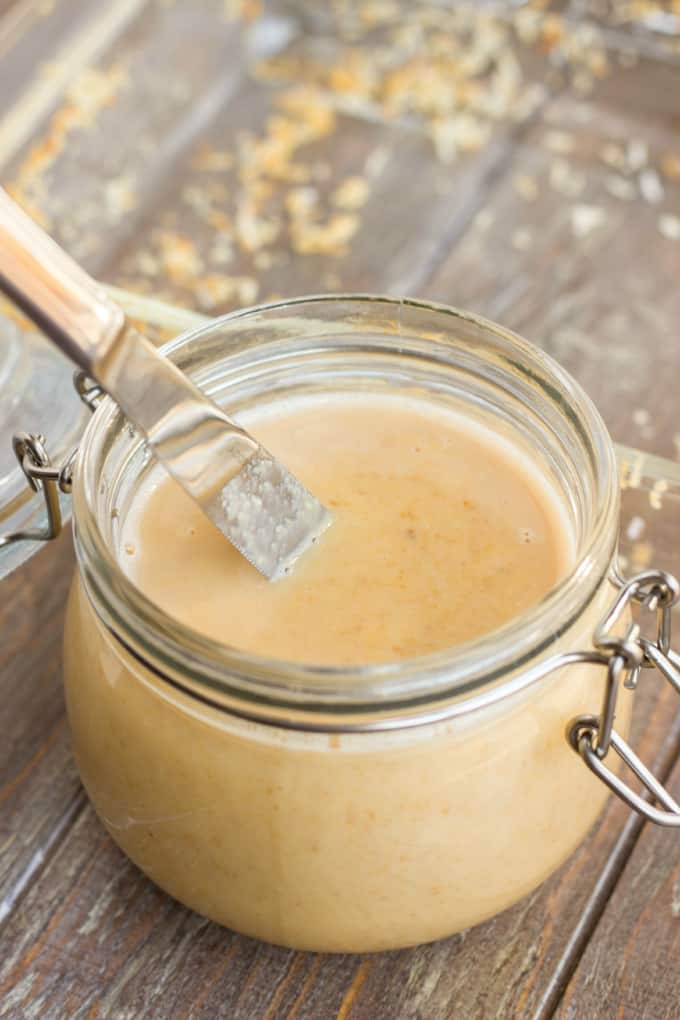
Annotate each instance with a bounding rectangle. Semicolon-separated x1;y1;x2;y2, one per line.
9;295;679;953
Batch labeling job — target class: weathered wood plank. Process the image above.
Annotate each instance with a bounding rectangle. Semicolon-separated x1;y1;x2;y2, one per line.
90;0;570;311
0;1;108;118
107;87;527;312
424;88;680;460
0;0;155;164
0;0;262;263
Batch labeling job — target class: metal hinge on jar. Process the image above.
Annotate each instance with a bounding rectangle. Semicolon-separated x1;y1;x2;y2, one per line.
568;568;680;828
0;372;102;548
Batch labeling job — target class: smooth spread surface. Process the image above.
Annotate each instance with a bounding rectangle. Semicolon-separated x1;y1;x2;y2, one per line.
121;394;571;665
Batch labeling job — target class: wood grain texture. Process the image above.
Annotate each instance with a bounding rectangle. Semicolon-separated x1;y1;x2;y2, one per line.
93;1;568;313
0;0;100;121
424;86;680;459
1;0;572;306
1;1;680;1018
0;0;254;266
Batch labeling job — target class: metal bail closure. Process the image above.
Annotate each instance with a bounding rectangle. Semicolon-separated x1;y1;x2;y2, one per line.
567;568;680;828
0;433;64;547
568;715;680;828
0;371;102;550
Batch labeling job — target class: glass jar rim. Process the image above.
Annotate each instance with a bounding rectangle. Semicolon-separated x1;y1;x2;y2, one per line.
72;294;619;730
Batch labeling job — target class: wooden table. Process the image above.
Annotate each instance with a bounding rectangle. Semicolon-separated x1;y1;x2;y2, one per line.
2;2;680;1017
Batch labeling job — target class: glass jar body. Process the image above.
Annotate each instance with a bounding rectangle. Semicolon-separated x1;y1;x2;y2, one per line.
63;296;625;952
64;576;631;952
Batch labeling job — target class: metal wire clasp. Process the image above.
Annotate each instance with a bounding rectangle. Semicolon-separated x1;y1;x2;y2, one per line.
0;372;102;549
568;568;680;828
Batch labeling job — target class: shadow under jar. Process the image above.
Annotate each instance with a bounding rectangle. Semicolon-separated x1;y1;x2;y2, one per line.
64;296;632;953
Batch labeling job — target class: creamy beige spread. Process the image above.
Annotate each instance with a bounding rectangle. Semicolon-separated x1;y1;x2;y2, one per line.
120;394;571;663
64;390;630;952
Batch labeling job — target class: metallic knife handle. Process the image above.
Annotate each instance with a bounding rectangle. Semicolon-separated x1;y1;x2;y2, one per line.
0;187;125;372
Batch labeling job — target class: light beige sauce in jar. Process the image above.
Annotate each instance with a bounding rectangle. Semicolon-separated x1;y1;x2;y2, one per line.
120;393;572;664
64;390;630;952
